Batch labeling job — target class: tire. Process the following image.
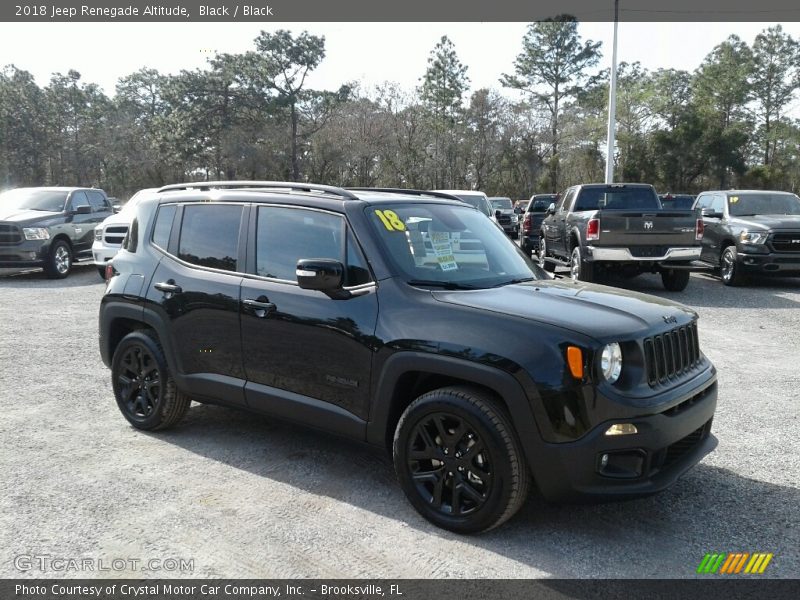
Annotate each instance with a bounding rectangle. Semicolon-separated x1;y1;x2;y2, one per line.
393;386;530;534
111;331;191;431
720;245;748;286
570;245;594;283
537;236;547;268
97;266;107;280
44;240;72;279
661;268;691;292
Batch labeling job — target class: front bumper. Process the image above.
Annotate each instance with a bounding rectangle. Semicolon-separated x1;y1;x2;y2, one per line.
587;246;701;262
0;239;50;267
530;378;718;502
737;249;800;274
92;240;121;267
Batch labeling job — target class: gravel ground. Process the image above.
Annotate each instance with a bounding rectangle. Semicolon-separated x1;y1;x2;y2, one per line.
1;264;798;579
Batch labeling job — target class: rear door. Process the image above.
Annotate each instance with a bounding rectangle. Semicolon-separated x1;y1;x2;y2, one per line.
144;202;248;405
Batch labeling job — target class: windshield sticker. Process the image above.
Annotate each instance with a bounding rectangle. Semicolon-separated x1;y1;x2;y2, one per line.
730;196;739;203
430;231;459;272
375;209;406;231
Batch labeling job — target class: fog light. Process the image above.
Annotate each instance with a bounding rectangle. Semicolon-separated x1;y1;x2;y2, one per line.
605;423;638;436
597;449;646;479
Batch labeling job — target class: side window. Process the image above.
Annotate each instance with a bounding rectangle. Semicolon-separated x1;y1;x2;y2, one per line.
123;218;138;253
695;194;709;209
346;230;372;286
69;191;89;211
151;204;177;250
178;204;242;272
558;190;574;212
256;207;343;281
87;191;109;212
711;195;725;213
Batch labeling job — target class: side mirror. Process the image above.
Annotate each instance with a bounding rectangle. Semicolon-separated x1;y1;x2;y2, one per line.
112;203;122;214
546;203;556;216
296;259;349;299
75;205;92;215
701;207;722;219
494;209;502;218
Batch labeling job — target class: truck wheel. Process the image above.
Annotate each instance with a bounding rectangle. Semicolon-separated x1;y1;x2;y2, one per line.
111;331;191;431
661;269;690;292
570;246;594;283
44;240;72;279
393;386;530;534
720;246;748;286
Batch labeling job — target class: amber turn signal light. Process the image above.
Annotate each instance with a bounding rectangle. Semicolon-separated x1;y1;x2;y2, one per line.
567;346;584;379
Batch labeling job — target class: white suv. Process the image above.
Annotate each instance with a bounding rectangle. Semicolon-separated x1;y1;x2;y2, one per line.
433;190;499;225
92;188;157;278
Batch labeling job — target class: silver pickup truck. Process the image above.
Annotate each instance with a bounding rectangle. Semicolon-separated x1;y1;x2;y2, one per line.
538;183;703;291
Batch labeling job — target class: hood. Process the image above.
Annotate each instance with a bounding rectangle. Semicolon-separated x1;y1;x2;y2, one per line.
98;210;134;228
432;279;696;342
0;208;59;223
731;214;800;231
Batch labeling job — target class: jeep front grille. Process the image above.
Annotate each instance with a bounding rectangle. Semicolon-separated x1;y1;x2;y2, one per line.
103;225;128;246
0;224;22;245
643;321;701;386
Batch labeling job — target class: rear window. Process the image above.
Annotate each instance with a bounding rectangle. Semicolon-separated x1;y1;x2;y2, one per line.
528;198;555;212
574;187;660;211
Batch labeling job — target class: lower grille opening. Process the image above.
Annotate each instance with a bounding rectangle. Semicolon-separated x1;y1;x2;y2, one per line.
649;418;713;475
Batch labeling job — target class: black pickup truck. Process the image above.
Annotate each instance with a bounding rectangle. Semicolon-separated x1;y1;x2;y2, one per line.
694;189;800;285
0;186;113;278
539;183;703;291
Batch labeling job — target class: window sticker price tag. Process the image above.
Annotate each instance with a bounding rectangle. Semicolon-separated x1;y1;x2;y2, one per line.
730;196;739;203
375;209;406;231
430;231;459;272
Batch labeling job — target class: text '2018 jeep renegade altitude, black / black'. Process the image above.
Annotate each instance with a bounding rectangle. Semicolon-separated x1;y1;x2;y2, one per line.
99;182;718;534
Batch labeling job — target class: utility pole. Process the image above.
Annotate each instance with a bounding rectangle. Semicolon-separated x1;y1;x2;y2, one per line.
605;0;619;184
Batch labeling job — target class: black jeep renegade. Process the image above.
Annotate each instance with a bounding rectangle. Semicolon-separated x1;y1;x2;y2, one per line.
99;182;718;533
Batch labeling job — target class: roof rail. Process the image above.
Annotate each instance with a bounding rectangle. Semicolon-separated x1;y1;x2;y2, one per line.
346;188;462;201
156;181;359;200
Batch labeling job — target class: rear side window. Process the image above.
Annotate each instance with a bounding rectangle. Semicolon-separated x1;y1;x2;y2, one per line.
151;205;177;250
178;204;242;272
256;207;343;281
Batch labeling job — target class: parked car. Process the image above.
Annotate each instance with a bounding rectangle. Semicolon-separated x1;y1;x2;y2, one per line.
520;194;558;255
100;181;717;534
694;189;800;285
0;186;113;278
659;194;696;210
93;188;158;278
433;190;498;225
538;183;703;291
488;196;520;238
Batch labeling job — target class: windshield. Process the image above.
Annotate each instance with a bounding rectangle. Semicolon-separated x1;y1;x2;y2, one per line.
529;198;555;212
574;187;660;211
728;193;800;216
367;203;544;288
490;198;513;210
0;189;68;212
454;194;492;217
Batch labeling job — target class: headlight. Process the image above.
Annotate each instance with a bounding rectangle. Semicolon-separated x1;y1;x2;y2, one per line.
600;343;623;383
739;231;768;244
22;227;50;241
94;228;103;241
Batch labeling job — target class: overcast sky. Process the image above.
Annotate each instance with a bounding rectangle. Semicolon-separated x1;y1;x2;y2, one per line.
2;22;799;107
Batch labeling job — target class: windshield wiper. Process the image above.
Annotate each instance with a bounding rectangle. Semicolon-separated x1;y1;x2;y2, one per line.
406;279;480;290
489;277;536;288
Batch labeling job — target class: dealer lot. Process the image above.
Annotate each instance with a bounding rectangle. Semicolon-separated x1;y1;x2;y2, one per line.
1;267;798;578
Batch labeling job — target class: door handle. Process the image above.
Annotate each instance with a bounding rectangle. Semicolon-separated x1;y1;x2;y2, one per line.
154;281;182;294
243;297;276;317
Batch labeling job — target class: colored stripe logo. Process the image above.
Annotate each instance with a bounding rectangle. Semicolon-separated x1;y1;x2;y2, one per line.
697;553;774;574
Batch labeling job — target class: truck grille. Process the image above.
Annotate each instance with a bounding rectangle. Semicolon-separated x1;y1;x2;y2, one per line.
643;321;701;387
103;226;128;246
497;215;512;226
770;232;800;253
0;224;22;245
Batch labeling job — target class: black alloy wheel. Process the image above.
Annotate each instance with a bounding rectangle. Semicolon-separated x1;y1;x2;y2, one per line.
406;412;492;517
394;386;530;534
111;331;191;430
